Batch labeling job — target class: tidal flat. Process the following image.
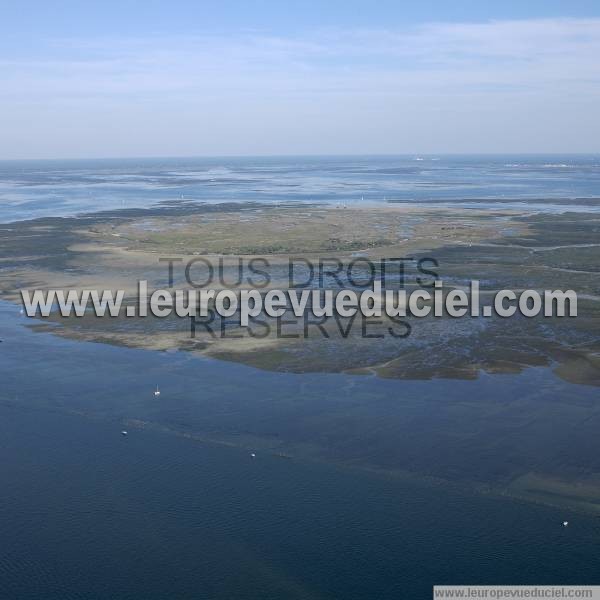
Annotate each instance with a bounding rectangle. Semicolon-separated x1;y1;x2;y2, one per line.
1;200;599;512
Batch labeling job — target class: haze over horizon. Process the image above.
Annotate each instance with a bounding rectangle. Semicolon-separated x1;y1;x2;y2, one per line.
2;0;600;159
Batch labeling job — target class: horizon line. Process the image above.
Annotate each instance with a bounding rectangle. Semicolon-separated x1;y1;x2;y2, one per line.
1;151;599;162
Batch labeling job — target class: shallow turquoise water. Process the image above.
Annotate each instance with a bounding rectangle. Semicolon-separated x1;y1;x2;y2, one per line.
1;154;600;221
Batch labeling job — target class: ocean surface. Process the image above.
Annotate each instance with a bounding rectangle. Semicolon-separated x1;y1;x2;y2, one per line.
2;156;600;598
1;301;600;599
1;154;600;222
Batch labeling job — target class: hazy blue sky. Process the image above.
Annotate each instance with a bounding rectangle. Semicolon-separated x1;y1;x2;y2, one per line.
1;1;600;158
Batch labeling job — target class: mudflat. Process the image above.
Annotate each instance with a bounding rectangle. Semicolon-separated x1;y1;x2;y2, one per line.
2;201;598;385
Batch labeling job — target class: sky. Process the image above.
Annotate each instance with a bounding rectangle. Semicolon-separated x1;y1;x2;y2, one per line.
1;1;600;158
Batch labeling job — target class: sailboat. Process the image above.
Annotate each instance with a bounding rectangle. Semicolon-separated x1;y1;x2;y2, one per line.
154;385;161;397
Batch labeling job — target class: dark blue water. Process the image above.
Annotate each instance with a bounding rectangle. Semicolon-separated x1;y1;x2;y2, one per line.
1;302;600;599
3;408;600;600
1;155;600;222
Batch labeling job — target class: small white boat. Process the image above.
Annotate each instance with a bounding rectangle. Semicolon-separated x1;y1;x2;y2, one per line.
250;453;256;458
154;385;161;397
563;521;569;527
121;430;128;436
